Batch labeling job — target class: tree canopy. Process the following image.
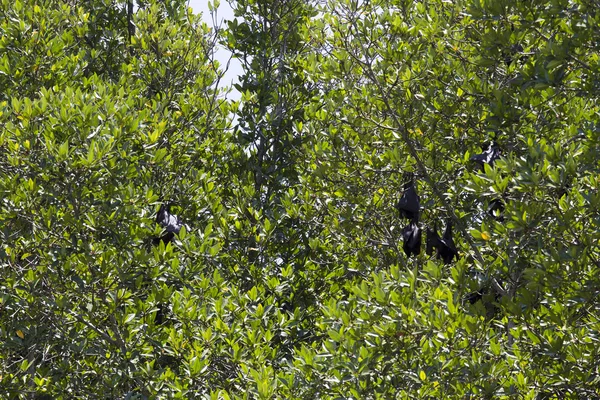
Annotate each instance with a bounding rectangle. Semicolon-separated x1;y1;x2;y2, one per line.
1;0;599;398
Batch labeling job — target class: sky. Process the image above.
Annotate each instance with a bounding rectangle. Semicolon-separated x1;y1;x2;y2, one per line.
188;0;243;100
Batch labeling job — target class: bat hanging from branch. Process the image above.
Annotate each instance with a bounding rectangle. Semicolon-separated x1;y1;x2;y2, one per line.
426;221;458;264
396;174;420;220
402;220;422;257
154;203;184;245
470;142;501;171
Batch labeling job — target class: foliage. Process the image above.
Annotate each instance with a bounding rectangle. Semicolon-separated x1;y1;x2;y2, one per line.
1;0;233;397
1;0;599;398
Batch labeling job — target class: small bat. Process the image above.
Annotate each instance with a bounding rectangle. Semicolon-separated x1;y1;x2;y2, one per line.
439;221;458;264
470;142;501;171
487;198;505;221
402;220;422;257
396;176;420;220
426;226;442;256
426;221;458;264
154;203;184;245
504;43;525;66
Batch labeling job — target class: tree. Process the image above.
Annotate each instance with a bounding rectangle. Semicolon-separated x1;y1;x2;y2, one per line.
286;0;600;397
2;0;599;398
0;0;234;397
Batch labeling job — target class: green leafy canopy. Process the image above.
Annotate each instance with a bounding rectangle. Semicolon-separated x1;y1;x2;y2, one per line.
1;0;599;398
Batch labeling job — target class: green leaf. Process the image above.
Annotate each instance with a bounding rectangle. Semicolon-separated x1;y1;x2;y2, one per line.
470;229;482;239
58;141;69;160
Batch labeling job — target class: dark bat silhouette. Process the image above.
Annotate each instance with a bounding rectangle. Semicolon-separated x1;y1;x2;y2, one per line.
464;274;502;319
426;221;458;264
402;220;422;257
465;290;484;304
470;142;501;171
396;176;420;220
154;203;183;245
504;43;525;66
426;226;442;256
464;271;486;304
487;198;505;221
439;221;458;264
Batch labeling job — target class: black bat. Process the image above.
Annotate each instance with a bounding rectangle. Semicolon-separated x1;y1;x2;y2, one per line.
426;221;458;264
465;290;484;304
464;279;502;319
504;43;525;66
154;203;184;245
402;220;422;258
439;221;458;264
396;176;420;220
470;142;501;171
426;226;442;256
487;198;505;221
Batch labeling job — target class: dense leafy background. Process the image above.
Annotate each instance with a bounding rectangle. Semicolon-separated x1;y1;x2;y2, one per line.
1;0;599;398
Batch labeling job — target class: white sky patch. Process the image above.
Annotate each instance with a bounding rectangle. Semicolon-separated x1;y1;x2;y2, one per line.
188;0;242;100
